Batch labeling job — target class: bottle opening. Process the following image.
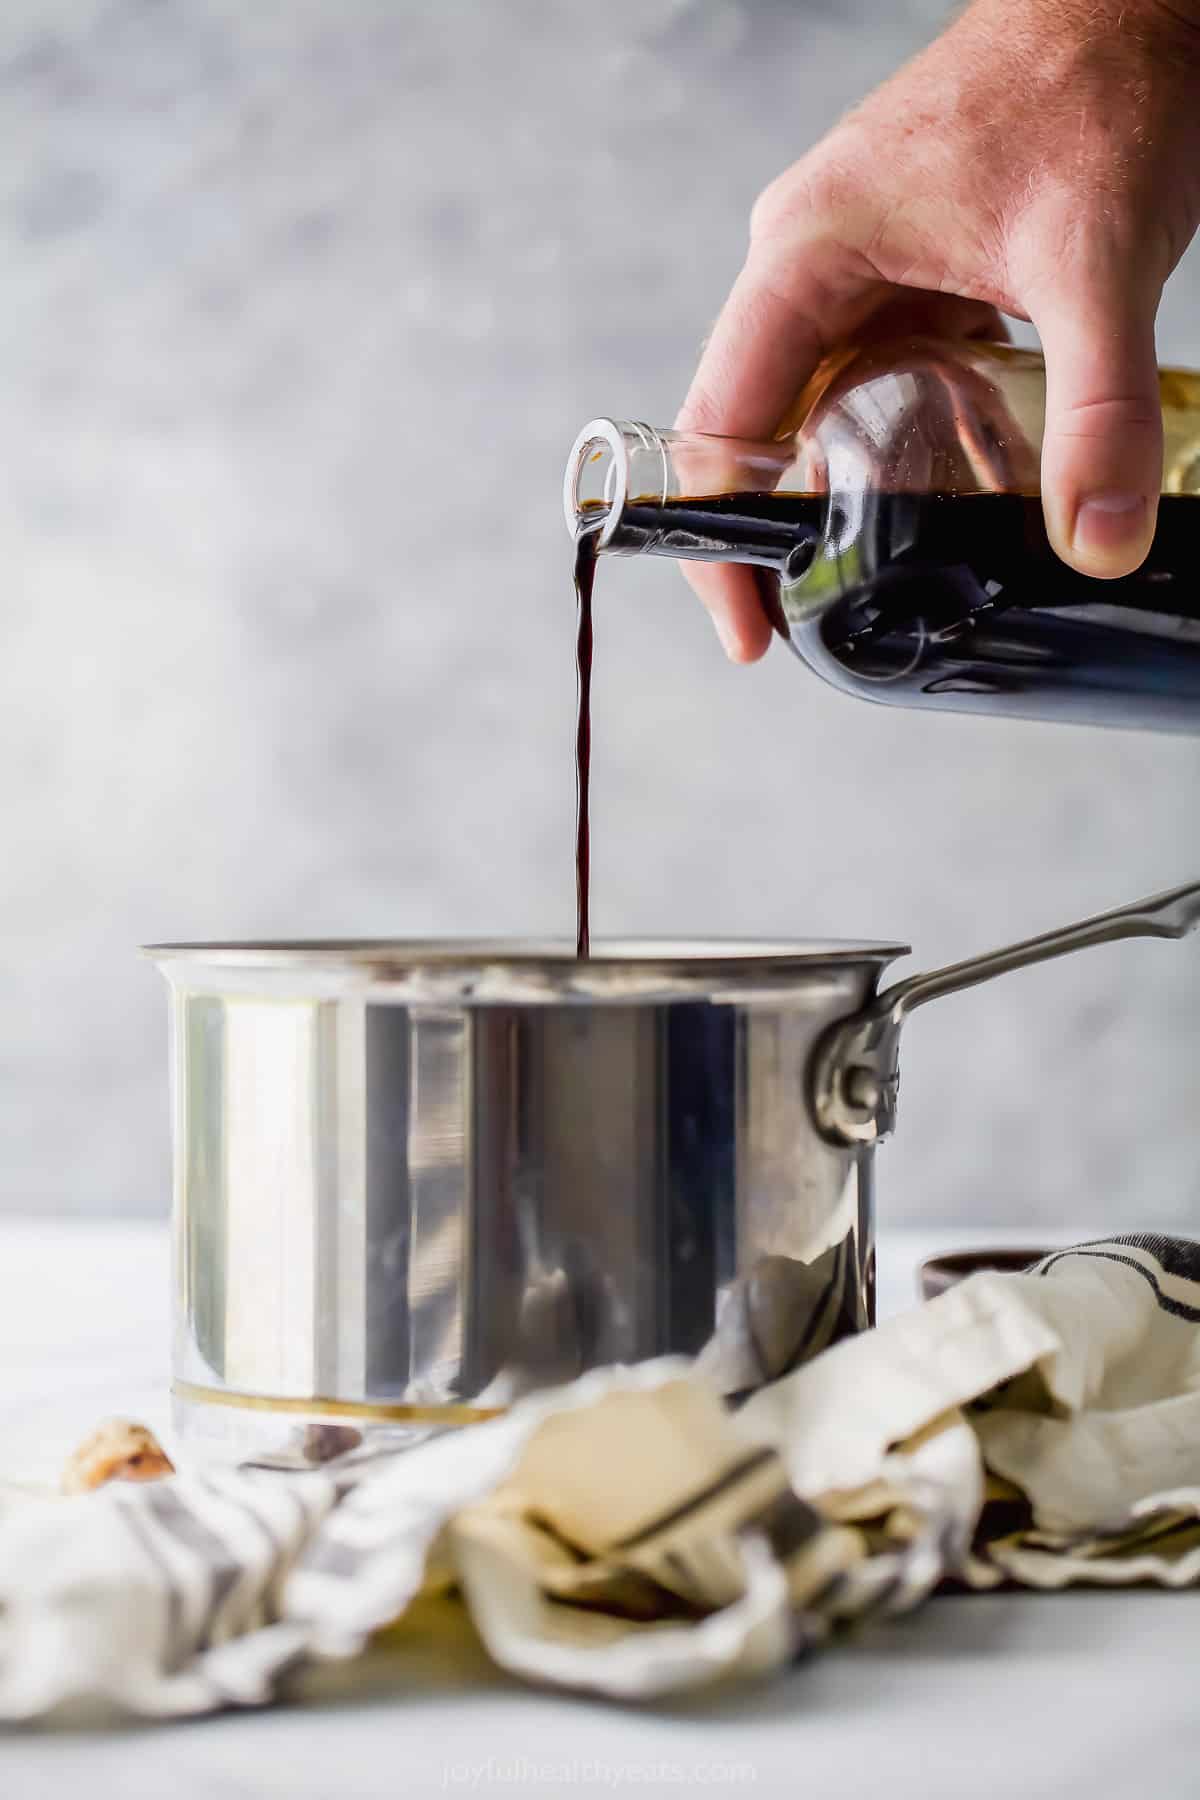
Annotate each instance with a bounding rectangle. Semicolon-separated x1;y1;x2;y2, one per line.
564;419;674;549
564;417;816;562
563;419;628;548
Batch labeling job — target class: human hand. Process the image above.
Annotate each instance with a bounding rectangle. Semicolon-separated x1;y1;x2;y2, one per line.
678;0;1200;661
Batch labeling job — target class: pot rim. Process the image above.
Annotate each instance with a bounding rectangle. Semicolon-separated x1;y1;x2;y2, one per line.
143;937;910;1003
143;935;908;969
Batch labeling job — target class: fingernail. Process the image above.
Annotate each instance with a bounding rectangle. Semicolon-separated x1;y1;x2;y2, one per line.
1073;493;1147;557
713;613;741;660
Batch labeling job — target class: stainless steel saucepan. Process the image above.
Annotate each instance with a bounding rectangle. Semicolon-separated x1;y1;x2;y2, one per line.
149;878;1200;1457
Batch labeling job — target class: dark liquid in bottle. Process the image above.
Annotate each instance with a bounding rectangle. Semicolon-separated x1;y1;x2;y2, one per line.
613;491;1200;731
574;528;597;958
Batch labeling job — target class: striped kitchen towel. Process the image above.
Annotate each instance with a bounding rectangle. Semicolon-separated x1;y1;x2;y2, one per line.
2;1234;1200;1722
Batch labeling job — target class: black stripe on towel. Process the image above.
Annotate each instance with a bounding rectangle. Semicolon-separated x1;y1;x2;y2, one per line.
1036;1247;1200;1323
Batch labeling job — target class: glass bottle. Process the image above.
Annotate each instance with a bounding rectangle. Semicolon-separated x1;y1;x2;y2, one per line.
562;337;1200;732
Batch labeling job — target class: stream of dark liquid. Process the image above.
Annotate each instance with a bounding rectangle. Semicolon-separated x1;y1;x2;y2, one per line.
574;529;597;958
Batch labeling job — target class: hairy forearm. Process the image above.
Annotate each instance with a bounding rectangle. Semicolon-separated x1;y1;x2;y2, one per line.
953;0;1200;50
981;0;1200;50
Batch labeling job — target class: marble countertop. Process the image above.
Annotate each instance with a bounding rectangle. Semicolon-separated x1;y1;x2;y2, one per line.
2;1218;1197;1797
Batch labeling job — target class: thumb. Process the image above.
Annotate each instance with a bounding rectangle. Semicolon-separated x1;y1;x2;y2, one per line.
1033;283;1163;579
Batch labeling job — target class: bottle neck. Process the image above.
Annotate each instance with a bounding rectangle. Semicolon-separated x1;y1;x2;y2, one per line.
563;418;822;577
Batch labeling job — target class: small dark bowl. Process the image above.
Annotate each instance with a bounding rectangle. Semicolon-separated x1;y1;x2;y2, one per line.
918;1247;1051;1302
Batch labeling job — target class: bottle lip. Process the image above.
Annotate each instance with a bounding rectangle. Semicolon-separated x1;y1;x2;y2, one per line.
563;418;667;549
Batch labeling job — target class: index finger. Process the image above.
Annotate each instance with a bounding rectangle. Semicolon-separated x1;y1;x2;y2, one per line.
676;242;879;438
674;245;881;656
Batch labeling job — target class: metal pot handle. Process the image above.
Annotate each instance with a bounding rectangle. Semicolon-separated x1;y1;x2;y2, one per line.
812;878;1200;1146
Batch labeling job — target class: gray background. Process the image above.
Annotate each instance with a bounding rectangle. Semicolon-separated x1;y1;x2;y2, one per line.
1;0;1197;1225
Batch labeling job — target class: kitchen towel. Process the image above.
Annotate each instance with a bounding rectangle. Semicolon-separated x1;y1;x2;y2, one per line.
2;1233;1200;1722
